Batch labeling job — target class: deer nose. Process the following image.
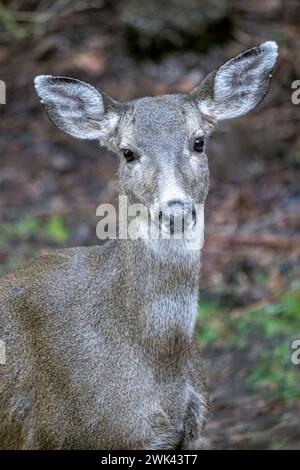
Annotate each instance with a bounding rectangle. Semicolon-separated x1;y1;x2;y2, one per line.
159;199;196;234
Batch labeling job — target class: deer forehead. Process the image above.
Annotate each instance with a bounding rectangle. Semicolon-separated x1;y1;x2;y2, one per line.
120;95;202;152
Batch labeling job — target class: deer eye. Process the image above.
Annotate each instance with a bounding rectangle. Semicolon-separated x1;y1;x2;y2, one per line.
193;137;204;153
121;148;136;162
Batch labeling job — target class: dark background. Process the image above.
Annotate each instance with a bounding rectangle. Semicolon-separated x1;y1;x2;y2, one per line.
0;0;300;449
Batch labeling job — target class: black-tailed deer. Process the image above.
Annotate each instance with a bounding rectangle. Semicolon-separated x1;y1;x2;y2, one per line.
0;42;278;449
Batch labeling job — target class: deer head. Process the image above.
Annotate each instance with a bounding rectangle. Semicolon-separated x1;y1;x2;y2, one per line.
35;41;278;241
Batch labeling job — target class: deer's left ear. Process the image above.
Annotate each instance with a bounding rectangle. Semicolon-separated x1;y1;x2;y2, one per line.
190;41;278;121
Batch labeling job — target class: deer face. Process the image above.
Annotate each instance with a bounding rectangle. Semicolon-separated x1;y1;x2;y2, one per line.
35;42;277;240
115;94;211;237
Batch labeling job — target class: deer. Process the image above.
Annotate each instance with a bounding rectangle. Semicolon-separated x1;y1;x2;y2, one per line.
0;42;278;449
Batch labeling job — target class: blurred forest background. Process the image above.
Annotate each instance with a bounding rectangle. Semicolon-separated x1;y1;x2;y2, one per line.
0;0;300;449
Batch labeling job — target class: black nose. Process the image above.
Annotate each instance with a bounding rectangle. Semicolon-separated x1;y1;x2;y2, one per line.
159;199;196;234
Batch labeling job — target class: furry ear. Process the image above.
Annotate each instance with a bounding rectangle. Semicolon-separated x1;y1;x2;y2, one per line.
190;41;278;121
34;76;121;141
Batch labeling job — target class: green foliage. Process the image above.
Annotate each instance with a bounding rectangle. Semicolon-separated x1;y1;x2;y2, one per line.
245;341;300;401
0;216;39;245
0;215;69;244
197;290;300;402
196;302;229;346
13;216;40;241
0;215;69;274
43;216;69;244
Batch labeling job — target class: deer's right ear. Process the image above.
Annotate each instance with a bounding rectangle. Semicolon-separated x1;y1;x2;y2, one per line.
34;75;120;141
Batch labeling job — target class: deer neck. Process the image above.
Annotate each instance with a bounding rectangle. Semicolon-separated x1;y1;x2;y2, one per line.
116;236;201;361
